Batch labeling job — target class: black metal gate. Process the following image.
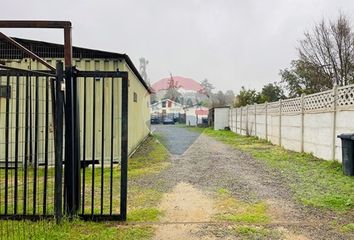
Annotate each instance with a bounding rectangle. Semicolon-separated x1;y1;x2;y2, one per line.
0;62;129;221
73;69;129;221
0;65;59;220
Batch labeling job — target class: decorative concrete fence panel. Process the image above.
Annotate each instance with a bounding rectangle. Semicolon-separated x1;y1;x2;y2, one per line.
226;84;354;162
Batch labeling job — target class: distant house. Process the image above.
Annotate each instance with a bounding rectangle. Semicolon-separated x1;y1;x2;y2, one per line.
151;99;185;120
150;98;209;126
185;106;209;126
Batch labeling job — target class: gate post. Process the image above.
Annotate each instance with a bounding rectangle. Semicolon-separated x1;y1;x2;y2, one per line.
61;24;80;217
120;73;129;220
64;67;81;217
54;61;65;222
73;68;81;214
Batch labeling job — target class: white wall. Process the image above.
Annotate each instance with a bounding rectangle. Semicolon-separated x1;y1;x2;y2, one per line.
214;107;230;130
222;84;354;162
186;115;197;126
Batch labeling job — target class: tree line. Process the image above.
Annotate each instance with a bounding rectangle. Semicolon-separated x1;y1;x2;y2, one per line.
147;14;354;109
235;13;354;107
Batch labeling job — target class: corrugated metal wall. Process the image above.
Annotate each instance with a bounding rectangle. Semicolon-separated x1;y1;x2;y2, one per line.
0;57;150;165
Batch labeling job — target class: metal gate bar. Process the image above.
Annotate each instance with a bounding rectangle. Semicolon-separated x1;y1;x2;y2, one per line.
0;22;130;222
75;70;128;221
54;62;65;222
0;65;60;220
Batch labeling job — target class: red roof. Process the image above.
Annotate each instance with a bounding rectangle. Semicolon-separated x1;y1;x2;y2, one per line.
195;109;208;115
152;76;203;92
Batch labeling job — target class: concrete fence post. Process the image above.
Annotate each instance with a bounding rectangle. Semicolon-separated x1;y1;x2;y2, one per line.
229;108;232;131
240;107;243;135
254;104;257;137
265;102;268;140
231;108;233;131
279;99;282;146
232;108;234;131
235;107;238;133
300;93;305;152
246;105;249;135
332;85;338;160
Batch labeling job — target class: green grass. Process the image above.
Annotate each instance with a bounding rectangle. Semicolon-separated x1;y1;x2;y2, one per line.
127;208;161;222
126;136;169;224
0;166;124;215
210;223;280;240
152;132;167;145
129;136;170;178
0;219;154;240
233;225;280;239
341;223;354;233
177;124;206;133
214;188;270;224
1;135;169;239
203;129;354;212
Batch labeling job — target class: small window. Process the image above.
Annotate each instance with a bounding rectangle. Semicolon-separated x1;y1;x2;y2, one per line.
0;85;10;99
162;101;166;108
133;92;138;102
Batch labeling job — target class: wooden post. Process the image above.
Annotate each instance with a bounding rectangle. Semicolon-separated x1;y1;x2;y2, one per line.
300;94;305;152
332;85;338;160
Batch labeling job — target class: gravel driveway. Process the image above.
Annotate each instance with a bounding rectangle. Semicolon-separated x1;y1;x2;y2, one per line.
141;125;352;239
151;125;202;155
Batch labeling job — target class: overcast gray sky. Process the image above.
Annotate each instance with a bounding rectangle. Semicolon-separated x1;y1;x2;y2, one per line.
2;0;354;92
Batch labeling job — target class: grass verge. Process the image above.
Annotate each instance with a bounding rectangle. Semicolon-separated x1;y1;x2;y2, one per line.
129;135;170;178
1;135;169;239
0;219;154;240
202;128;354;212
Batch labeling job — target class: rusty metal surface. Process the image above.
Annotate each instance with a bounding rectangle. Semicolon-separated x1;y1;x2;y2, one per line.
0;20;71;29
0;20;72;68
64;27;72;68
0;32;56;72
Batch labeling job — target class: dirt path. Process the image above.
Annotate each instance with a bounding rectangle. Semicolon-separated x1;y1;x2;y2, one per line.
154;182;215;240
145;126;351;239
